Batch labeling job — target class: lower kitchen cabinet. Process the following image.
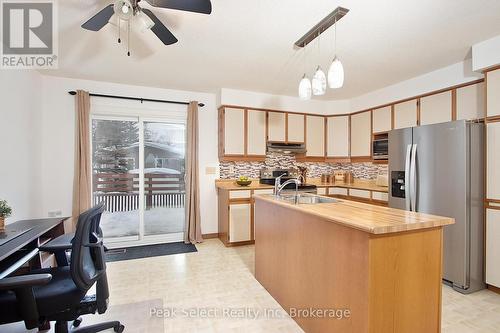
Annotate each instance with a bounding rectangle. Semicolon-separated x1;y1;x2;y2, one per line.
229;203;251;243
486;208;500;288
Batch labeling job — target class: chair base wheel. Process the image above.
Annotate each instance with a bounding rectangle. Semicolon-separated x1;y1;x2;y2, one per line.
114;324;125;332
73;317;82;328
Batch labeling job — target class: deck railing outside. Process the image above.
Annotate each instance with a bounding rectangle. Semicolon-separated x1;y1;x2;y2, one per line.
92;172;185;212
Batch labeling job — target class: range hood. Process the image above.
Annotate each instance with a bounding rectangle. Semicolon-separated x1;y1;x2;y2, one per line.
267;142;306;154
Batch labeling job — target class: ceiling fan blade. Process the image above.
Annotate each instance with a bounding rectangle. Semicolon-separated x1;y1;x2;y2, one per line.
82;4;115;31
142;9;178;45
145;0;212;14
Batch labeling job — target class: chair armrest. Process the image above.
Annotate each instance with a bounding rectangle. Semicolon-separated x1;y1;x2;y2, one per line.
39;233;74;252
0;274;52;290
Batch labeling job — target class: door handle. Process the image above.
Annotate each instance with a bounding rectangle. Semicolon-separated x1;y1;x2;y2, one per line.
410;144;417;211
404;144;412;211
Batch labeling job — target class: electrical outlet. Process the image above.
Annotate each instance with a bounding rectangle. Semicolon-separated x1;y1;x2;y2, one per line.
205;166;216;175
48;210;62;218
229;165;235;174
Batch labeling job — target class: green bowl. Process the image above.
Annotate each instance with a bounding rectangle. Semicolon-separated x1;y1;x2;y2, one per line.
236;180;252;186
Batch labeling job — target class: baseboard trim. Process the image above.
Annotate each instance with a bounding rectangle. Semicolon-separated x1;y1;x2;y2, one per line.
202;233;219;239
487;284;500;294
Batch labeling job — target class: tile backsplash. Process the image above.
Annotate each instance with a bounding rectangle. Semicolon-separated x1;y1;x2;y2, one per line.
220;152;388;180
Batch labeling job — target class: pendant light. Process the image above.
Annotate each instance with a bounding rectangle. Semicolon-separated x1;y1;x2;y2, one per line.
299;74;312;100
298;47;312;100
328;17;345;89
312;33;326;95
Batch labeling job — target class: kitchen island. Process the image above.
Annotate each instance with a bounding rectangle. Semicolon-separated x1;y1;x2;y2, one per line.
254;194;454;333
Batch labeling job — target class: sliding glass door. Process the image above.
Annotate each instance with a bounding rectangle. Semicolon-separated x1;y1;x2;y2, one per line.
91;116;186;247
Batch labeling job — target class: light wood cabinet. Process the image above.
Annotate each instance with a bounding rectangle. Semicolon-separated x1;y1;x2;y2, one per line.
486;208;500;288
350;111;371;157
456;82;485;120
229;203;251;243
247;110;266;156
287;113;305;142
372;106;392;133
328;187;348;196
420;91;452;125
487;69;500;117
268;112;286;142
327;116;349;158
223;108;245;155
317;187;327;195
487;122;500;200
394;99;418;129
372;191;389;202
306;115;325;157
348;189;371;199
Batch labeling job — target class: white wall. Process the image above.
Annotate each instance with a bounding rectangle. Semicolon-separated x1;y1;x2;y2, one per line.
0;70;42;224
350;59;483;112
473;35;500;72
220;88;350;115
38;76;220;234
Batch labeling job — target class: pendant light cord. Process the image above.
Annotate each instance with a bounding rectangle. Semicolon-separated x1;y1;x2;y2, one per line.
334;17;337;57
127;20;131;56
118;18;121;43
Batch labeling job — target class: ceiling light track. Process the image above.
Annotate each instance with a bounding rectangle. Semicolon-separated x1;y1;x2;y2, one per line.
294;7;349;48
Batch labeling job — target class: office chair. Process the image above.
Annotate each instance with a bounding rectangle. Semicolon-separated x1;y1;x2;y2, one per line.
0;203;124;333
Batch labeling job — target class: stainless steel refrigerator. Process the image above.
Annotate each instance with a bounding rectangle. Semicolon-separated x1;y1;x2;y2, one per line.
388;120;485;294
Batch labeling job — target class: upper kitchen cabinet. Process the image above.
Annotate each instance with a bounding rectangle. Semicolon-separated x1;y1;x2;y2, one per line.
456;82;485;120
350;111;371;158
305;115;325;158
327;116;349;160
247;109;267;156
268;112;286;142
420;91;452;125
287;113;305;143
487;121;500;200
221;107;245;156
372;106;392;133
394;99;418;129
487;69;500;118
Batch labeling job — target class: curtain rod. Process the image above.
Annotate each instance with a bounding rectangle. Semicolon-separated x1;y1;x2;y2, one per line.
67;91;205;107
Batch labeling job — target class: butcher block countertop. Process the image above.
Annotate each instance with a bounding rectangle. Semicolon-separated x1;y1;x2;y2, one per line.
215;178;388;192
254;194;454;234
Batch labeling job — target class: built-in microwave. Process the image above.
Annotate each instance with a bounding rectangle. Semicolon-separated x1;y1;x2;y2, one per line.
372;138;388;160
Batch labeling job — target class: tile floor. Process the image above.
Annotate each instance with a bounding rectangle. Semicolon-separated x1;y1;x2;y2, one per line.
4;238;500;332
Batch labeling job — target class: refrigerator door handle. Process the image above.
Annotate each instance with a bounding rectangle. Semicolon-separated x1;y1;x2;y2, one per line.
410;144;417;211
404;144;412;211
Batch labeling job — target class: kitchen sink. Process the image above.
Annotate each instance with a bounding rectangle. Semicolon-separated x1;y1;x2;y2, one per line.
278;194;338;205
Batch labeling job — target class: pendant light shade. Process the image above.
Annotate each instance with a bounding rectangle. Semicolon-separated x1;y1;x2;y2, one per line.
298;74;312;100
312;66;327;95
328;56;344;89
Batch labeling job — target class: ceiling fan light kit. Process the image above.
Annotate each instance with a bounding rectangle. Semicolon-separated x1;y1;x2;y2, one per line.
81;0;212;56
295;6;349;100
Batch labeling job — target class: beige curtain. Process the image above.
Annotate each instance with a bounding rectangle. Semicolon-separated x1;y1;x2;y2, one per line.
72;90;92;229
185;101;203;244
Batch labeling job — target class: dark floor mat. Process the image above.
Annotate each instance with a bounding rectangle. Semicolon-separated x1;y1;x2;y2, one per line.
105;242;197;262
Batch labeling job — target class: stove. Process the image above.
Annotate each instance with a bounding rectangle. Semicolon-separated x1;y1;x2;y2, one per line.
259;168;317;193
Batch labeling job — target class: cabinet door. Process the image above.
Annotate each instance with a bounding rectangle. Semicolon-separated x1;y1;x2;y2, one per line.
350;111;371;157
268;112;286;142
487;69;500;117
372;106;392;133
394;99;418;129
487;122;500;200
486;208;500;287
229;203;251;242
420;91;452;125
287;113;305;142
306;116;325;157
247;110;266;155
349;189;371;199
456;82;485;120
328;187;348;196
224;108;245;155
327;116;349;158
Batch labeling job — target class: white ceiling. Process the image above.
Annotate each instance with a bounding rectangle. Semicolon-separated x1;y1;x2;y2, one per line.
42;0;500;99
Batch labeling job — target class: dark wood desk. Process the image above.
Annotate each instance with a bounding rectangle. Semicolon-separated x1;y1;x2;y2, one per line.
0;218;67;276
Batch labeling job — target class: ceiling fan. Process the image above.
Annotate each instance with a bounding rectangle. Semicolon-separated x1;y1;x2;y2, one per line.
81;0;212;55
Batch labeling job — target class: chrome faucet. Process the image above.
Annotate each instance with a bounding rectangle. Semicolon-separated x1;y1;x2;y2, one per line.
276;178;302;198
274;173;287;195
